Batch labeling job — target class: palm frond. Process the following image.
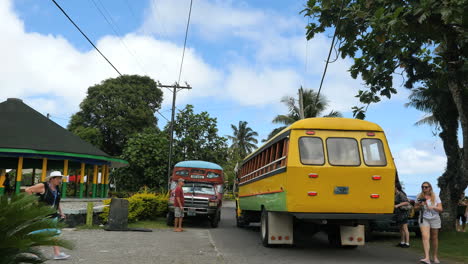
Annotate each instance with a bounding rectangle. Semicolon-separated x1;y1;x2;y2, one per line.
0;194;74;264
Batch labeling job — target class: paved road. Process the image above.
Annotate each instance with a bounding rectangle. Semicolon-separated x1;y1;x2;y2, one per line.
211;201;435;264
43;201;457;264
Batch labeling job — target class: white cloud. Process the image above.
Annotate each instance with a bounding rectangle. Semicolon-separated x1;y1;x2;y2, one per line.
224;66;302;106
0;0;222;118
394;147;446;175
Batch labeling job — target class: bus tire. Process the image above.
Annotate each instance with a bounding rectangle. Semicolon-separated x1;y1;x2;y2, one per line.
236;202;249;228
260;208;272;247
166;211;174;226
210;210;221;228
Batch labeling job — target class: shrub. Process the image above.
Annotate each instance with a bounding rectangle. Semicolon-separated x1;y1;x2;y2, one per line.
100;191;169;223
0;194;73;264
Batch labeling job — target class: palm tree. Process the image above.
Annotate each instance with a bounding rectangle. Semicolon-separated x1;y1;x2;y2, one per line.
228;121;259;158
265;88;342;141
406;80;462;230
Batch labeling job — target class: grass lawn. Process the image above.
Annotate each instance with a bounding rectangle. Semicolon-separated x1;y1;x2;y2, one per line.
371;231;468;263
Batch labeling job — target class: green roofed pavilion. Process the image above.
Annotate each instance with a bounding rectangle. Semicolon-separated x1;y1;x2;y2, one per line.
0;98;128;198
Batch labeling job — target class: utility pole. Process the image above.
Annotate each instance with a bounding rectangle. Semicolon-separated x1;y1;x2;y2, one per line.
298;87;305;120
157;82;192;188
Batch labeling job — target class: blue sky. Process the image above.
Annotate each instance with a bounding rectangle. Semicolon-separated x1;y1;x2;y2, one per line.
1;0;453;195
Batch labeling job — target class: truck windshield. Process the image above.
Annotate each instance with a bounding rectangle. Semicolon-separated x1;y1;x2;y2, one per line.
183;184;215;195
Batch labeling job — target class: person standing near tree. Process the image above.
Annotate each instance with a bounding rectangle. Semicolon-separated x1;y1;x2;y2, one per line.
456;192;467;232
414;182;443;264
173;178;185;232
394;186;411;248
25;171;70;260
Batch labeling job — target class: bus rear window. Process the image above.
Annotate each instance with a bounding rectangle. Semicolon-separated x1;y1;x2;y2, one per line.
362;138;387;166
326;138;360;166
299;137;325;165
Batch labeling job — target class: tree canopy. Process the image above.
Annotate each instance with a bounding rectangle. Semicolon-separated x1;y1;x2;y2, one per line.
303;0;467;229
68;75;163;156
113;128;169;192
169;105;228;166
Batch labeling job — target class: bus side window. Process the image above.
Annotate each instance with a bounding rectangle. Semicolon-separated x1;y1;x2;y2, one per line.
299;137;325;165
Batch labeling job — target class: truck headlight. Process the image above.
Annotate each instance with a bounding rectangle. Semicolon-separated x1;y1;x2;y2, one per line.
209;202;217;207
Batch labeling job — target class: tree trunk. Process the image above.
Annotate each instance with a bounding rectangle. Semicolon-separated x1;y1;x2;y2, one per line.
436;103;461;231
441;32;468;231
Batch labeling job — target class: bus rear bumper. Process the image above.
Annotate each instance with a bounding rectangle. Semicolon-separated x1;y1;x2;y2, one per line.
292;213;393;221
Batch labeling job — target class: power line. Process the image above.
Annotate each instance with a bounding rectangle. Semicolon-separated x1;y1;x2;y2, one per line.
313;0;346;108
51;0;168;123
51;0;122;76
177;0;193;84
91;0;149;75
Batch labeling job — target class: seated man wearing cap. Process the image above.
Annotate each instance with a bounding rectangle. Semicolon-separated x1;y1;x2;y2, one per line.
26;171;70;260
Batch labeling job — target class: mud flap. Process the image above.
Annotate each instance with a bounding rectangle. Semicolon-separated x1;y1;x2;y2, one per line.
340;225;365;246
267;212;294;245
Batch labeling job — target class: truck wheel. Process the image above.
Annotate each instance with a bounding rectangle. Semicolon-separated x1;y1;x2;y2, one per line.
166;212;174;226
210;210;221;228
260;208;272;247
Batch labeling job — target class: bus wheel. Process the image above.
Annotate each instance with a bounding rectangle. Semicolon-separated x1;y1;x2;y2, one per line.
166;212;174;226
236;202;248;228
210;210;221;228
260;208;272;247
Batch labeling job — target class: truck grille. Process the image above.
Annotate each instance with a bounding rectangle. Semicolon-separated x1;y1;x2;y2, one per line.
184;196;209;208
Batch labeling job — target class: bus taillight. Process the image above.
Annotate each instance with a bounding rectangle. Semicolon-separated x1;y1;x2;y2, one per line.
306;130;315;135
370;194;380;198
308;191;318;196
372;175;381;180
367;132;375;136
309;173;318;178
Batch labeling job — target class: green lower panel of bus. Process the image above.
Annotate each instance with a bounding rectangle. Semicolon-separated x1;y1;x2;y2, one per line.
239;191;287;212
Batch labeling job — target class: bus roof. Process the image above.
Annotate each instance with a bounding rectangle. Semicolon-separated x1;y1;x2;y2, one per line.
244;117;384;161
174;160;223;171
289;117;384;131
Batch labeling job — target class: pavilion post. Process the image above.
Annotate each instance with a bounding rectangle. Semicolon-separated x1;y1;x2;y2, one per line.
79;163;85;198
16;157;23;194
31;168;36;185
92;165;98;198
0;169;5;196
99;165;106;198
105;165;110;197
62;160;69;198
41;158;47;182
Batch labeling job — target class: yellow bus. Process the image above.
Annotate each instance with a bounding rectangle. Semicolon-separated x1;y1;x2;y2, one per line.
234;117;396;247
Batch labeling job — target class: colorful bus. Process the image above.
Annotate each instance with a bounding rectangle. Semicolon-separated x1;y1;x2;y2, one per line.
234;117;396;247
167;160;224;227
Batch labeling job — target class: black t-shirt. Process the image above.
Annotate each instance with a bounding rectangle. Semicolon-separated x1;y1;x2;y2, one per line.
37;182;61;210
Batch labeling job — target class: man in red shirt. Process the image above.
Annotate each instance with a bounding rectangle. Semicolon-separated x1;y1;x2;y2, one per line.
174;178;185;232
